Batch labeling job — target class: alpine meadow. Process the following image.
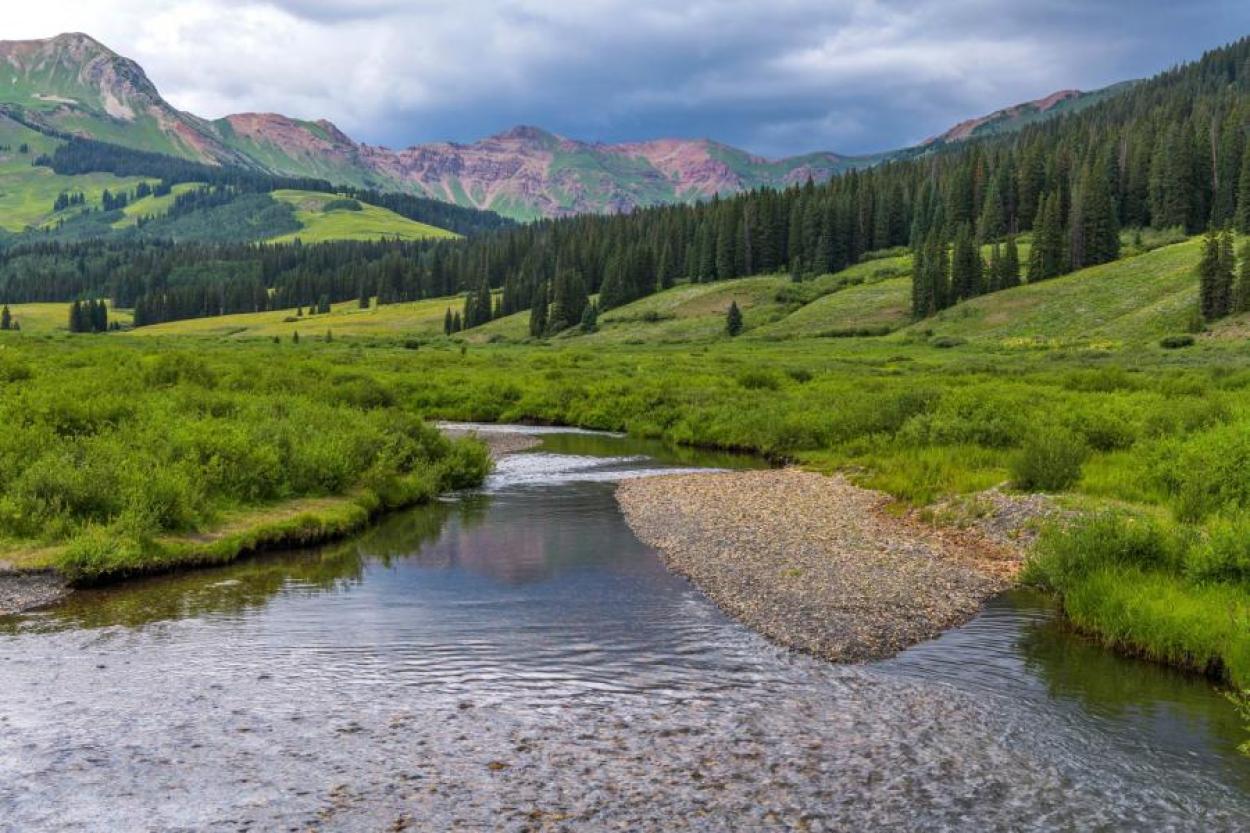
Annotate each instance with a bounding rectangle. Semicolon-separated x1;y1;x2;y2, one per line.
6;11;1250;832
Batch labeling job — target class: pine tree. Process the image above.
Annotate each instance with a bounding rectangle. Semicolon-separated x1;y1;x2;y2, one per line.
950;224;983;300
292;330;300;344
987;243;1003;293
68;300;82;333
656;242;675;290
977;178;1006;241
1235;241;1250;314
452;311;462;332
1082;158;1121;266
1216;229;1237;318
1198;228;1225;320
0;305;10;331
358;283;370;309
1029;194;1065;281
1001;235;1021;289
548;268;588;333
911;243;931;320
725;300;743;336
580;302;599;333
528;280;548;337
1238;143;1250;235
444;307;453;336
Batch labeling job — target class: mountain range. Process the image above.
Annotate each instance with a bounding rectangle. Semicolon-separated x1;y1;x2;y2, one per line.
0;32;1128;220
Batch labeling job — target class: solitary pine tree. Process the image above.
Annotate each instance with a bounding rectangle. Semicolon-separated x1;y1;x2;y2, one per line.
1001;235;1021;289
443;307;454;336
725;300;743;336
292;330;300;344
1198;229;1229;320
580;302;598;333
0;305;10;331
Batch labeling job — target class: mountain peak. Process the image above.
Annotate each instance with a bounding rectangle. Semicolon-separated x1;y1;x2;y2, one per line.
490;125;559;144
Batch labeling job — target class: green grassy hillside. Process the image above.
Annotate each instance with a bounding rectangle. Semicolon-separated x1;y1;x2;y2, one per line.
128;295;467;340
916;239;1201;347
0;302;132;333
0;117;154;232
267;190;459;243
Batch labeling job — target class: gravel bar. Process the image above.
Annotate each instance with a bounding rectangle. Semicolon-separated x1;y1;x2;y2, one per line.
0;571;68;617
617;468;1023;662
441;427;542;460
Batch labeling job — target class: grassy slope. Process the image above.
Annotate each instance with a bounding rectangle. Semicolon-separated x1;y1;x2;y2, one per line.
0;118;153;231
111;182;203;228
0;302;133;334
267;190;459;244
918;239;1202;346
128;295;465;340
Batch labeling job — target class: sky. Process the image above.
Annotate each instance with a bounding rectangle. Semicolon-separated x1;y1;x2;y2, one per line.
6;1;1250;158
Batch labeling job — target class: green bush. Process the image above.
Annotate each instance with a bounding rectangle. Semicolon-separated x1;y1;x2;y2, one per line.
1011;425;1087;491
323;198;363;212
1160;334;1195;349
1157;420;1250;521
1026;512;1185;589
1187;516;1250;584
736;369;781;390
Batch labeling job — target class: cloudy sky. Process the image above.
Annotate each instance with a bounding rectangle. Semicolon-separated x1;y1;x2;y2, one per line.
7;1;1250;157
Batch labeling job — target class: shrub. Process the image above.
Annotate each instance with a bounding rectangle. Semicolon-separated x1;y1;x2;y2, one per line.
323;198;363;212
1160;335;1195;349
736;368;781;390
930;336;966;348
1026;512;1185;589
1069;409;1137;452
1011;426;1087;491
1158;420;1250;521
1187;516;1250;584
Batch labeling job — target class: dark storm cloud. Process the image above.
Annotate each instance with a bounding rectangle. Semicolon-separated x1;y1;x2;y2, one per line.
12;1;1250;156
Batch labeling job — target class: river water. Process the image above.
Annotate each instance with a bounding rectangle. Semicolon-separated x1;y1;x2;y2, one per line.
2;429;1249;831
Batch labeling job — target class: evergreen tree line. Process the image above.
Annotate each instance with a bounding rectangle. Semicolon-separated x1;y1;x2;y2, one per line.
67;298;110;333
52;191;86;212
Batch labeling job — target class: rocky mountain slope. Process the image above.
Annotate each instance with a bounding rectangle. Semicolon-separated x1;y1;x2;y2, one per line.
0;33;1129;220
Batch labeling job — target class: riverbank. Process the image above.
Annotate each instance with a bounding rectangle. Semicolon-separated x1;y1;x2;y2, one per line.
0;428;518;616
617;468;1027;661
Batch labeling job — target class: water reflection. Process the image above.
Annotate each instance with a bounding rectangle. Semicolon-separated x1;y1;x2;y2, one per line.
885;590;1250;789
